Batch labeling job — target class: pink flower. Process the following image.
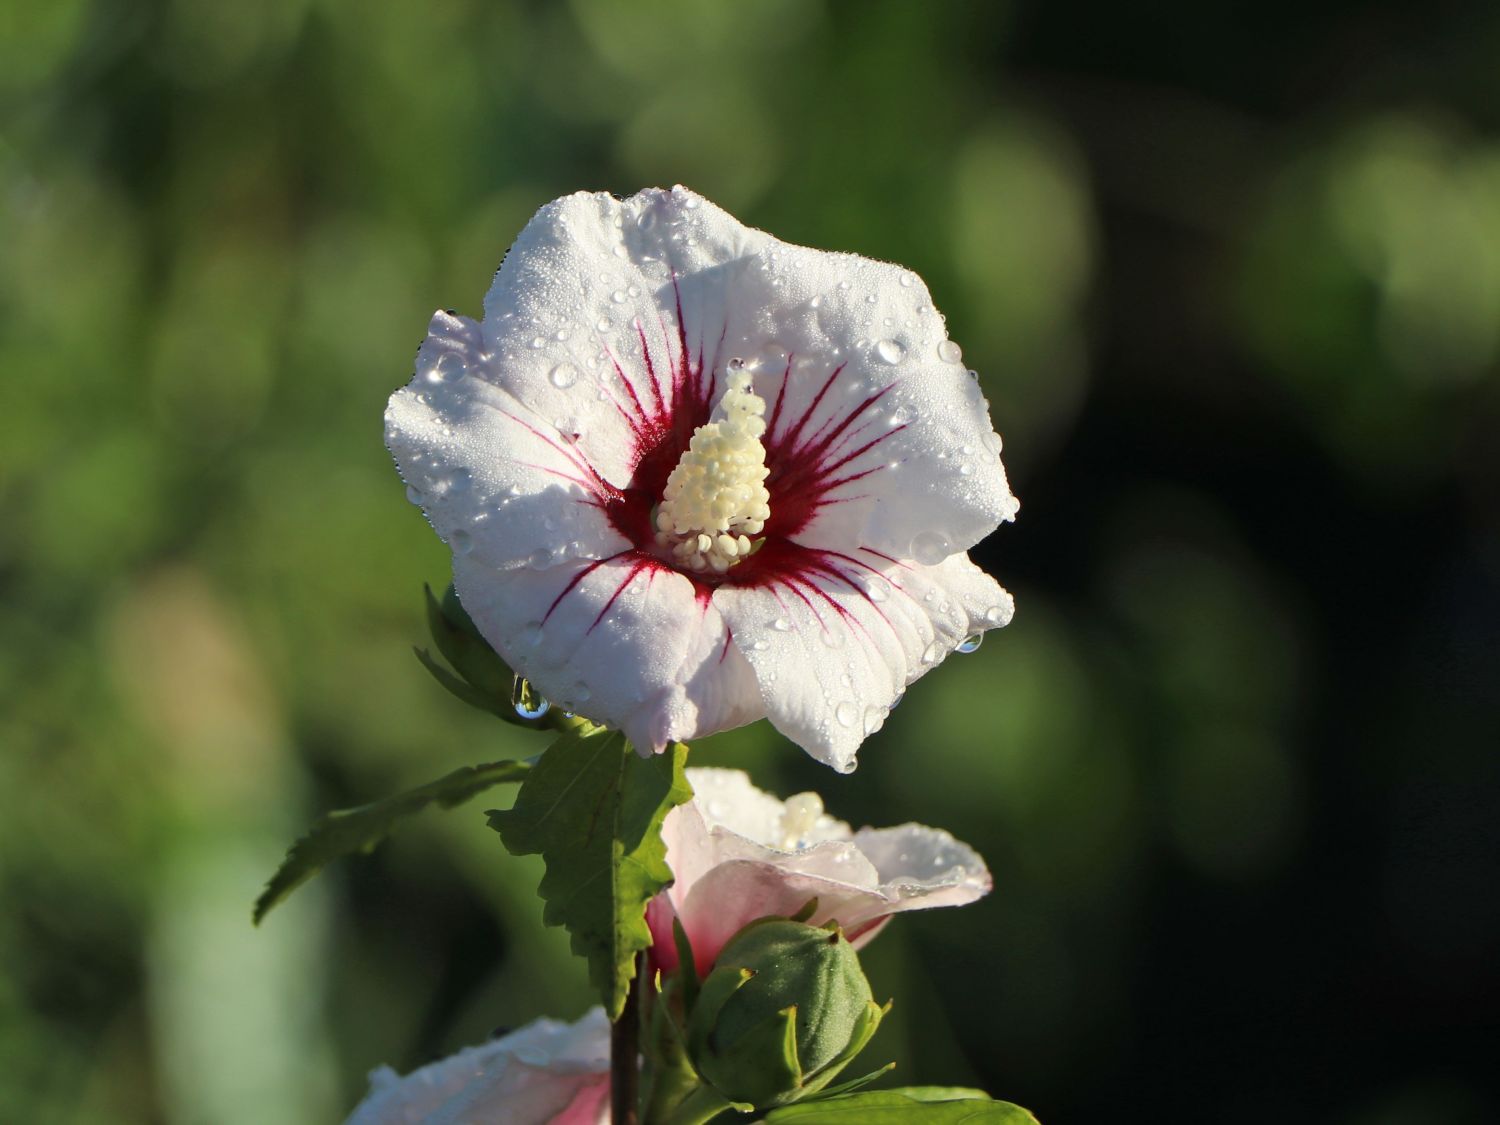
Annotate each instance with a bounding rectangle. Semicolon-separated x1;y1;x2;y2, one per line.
387;187;1017;771
343;1008;609;1125
648;768;991;976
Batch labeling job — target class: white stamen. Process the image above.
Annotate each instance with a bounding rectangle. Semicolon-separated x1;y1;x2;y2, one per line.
654;366;771;572
778;792;824;850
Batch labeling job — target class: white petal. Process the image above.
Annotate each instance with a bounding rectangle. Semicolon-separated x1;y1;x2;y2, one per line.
847;823;993;917
387;310;629;573
714;553;1014;771
452;552;763;750
344;1008;609;1125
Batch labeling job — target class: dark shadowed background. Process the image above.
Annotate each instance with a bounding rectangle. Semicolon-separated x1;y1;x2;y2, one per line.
3;1;1498;1122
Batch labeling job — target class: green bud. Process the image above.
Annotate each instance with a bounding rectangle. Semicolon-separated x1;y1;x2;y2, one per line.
686;919;887;1110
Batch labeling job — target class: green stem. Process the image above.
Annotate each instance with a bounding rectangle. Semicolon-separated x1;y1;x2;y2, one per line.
659;1083;734;1125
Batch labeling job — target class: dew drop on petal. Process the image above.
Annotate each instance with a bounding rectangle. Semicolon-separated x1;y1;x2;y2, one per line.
549;363;579;389
899;272;915;287
863;706;886;735
835;701;858;727
528;547;552;570
909;530;950;565
515;1047;550;1067
956;633;984;654
573;684;591;703
937;339;963;364
428;352;466;384
983;605;1008;625
822;627;845;649
836;756;858;775
611;289;627;304
449;529;474;555
771;617;793;632
921;641;941;664
750;639;770;652
596;317;612;333
404;484;423;505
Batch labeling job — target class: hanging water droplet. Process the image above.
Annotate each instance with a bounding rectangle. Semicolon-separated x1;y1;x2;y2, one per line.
449;529;474;555
836;755;858;775
549;363;579;389
937;339;963;364
863;705;886;735
956;633;984;654
511;675;551;720
920;641;941;664
909;530;950;565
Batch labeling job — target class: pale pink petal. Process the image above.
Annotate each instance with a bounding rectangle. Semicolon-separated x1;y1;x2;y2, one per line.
452;551;763;751
714;553;1014;771
344;1009;609;1125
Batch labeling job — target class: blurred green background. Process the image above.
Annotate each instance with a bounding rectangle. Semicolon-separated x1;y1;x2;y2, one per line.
3;1;1498;1121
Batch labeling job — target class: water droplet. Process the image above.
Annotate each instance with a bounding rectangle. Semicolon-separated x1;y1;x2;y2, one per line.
611;289;627;304
573;684;592;703
528;547;553;570
959;463;973;476
515;1047;550;1067
627;284;641;297
549;363;579;389
449;529;474;555
863;706;886;734
771;617;792;632
519;622;543;647
937;339;963;364
921;641;941;664
909;530;950;565
435;467;471;496
596;317;612;333
639;209;659;231
835;701;858;727
836;756;858;775
956;634;984;654
899;272;915;287
404;484;423;505
822;627;845;649
983;604;1008;626
529;336;545;350
983;431;1004;457
428;352;466;384
808;294;823;308
837;280;852;291
511;675;551;720
875;339;905;365
864;576;889;602
750;639;770;652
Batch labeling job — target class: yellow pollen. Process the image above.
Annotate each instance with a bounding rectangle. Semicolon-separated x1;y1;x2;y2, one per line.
654;365;771;573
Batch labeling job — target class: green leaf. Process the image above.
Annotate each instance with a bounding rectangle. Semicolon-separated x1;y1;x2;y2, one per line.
488;727;692;1018
254;759;530;924
762;1087;1040;1123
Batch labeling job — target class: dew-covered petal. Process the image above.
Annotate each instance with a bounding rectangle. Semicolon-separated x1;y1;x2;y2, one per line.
452;552;763;751
714;552;1015;771
723;244;1019;560
387;310;629;572
344;1008;609;1125
847;823;993;917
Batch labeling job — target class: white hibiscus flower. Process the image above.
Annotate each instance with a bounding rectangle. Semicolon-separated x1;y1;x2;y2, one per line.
647;768;991;976
344;1008;609;1125
387;186;1017;771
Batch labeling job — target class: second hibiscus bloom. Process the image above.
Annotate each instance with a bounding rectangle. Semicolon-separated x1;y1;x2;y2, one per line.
386;186;1018;770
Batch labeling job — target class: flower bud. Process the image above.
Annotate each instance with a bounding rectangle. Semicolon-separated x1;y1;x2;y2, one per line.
686;918;886;1110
